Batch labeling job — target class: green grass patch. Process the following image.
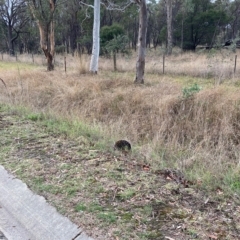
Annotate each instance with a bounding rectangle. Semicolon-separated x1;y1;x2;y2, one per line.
0;61;39;70
182;83;202;98
88;202;104;212
26;112;45;121
97;212;117;223
75;203;87;212
117;188;136;200
224;170;240;194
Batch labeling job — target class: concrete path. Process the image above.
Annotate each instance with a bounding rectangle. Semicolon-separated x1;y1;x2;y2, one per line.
0;230;7;240
0;165;94;240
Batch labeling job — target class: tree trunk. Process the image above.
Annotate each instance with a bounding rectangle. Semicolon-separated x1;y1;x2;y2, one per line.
38;22;54;71
8;25;14;55
166;0;173;55
90;0;100;74
30;0;56;71
134;0;148;84
181;18;184;52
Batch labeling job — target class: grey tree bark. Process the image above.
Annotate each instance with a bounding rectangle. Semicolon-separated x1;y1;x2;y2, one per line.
134;0;148;84
166;0;173;55
89;0;100;73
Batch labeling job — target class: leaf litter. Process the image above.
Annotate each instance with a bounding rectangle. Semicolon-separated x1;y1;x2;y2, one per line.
0;107;240;240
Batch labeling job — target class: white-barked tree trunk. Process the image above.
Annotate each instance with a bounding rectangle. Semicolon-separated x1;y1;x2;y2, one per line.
89;0;100;73
166;0;173;55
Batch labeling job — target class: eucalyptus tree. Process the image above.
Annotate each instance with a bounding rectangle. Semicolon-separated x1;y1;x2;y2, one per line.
27;0;58;70
228;0;240;40
89;0;100;73
100;24;128;71
111;3;138;50
158;0;182;49
181;0;229;50
166;0;173;54
134;0;148;84
179;0;194;51
147;0;162;48
80;0;148;82
80;0;133;73
0;0;29;55
56;0;81;55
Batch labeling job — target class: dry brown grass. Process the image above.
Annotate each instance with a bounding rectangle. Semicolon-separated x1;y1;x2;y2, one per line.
0;50;240;191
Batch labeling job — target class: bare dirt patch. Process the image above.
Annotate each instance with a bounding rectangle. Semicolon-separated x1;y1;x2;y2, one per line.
0;105;240;240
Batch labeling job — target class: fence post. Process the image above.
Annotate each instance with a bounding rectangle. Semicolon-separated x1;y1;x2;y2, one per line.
234;55;237;74
32;53;34;63
64;56;66;72
163;54;165;74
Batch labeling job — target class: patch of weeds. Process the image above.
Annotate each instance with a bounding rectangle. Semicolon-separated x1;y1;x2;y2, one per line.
120;212;133;221
95;185;105;194
182;83;202;98
186;228;198;238
88;202;104;212
66;186;79;197
139;231;163;240
32;176;45;185
59;163;72;170
39;184;61;194
230;181;240;192
55;205;67;215
0;103;11;112
224;171;240;194
141;205;152;217
88;150;98;158
31;176;48;192
107;171;124;180
0;61;37;70
84;176;97;186
42;116;102;144
43;118;69;136
26;113;45;122
97;212;117;223
0;146;11;157
76;201;117;223
75;203;87;212
61;179;80;197
117;187;136;201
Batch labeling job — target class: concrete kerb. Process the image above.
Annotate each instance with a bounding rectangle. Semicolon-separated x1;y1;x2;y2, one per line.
0;165;94;240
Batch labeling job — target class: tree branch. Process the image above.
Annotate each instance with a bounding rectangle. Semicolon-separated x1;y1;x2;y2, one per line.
101;0;134;12
79;1;94;9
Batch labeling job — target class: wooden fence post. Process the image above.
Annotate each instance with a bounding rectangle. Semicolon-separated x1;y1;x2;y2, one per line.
64;56;66;72
234;55;237;74
163;54;165;74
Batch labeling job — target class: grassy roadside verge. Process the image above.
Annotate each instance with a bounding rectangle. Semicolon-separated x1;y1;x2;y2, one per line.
0;103;240;240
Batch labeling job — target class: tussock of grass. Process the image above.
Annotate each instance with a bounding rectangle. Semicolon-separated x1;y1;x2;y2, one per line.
77;54;89;74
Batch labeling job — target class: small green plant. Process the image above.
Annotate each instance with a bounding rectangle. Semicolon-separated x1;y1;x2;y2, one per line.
26;113;45;121
88;202;104;212
75;203;87;212
117;188;136;200
97;212;117;223
182;83;202;98
224;171;240;193
66;186;79;197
